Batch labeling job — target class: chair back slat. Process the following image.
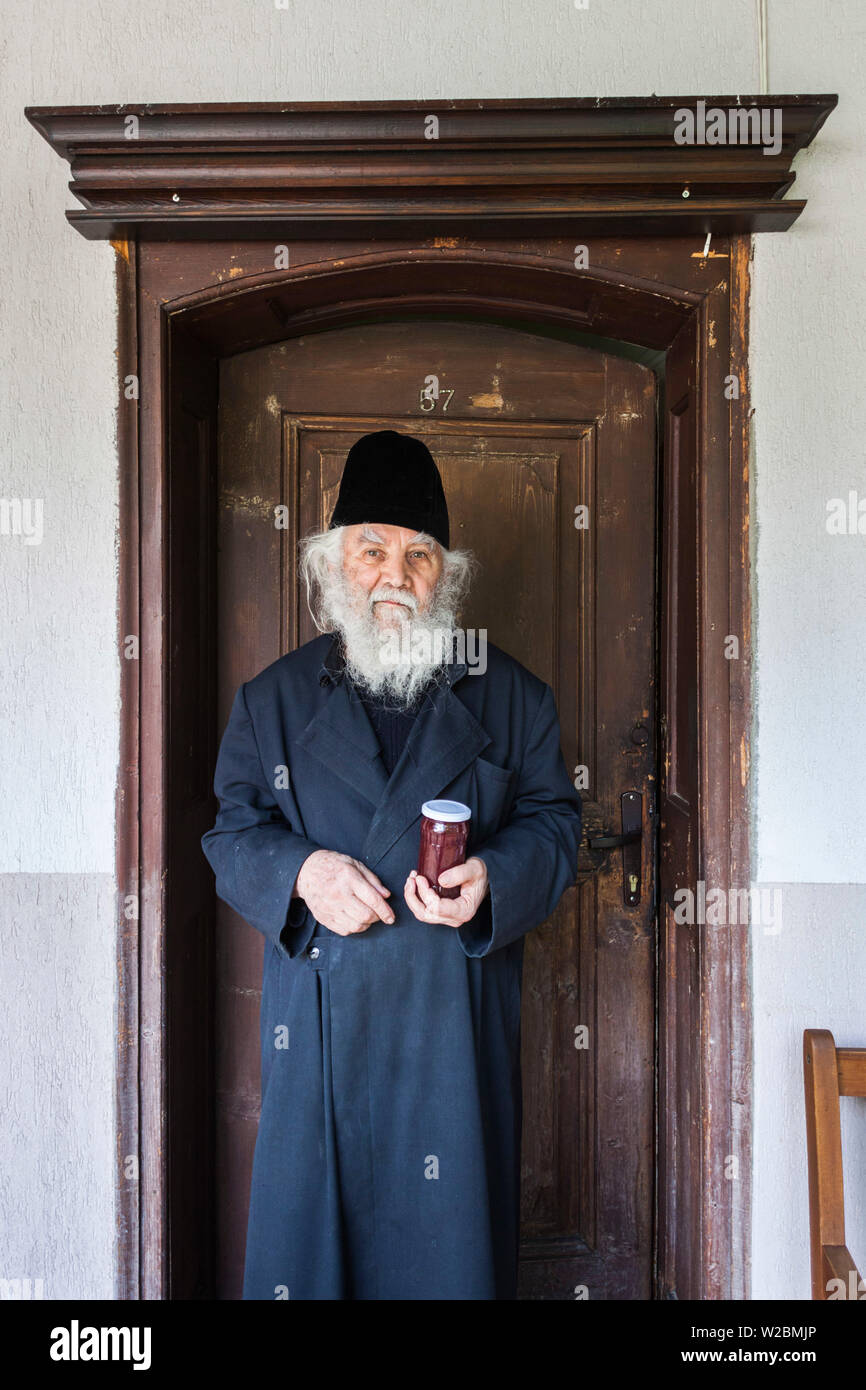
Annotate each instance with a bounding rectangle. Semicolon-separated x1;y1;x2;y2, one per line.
836;1048;866;1097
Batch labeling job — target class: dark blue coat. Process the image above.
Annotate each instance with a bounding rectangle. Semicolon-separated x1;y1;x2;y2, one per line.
201;631;582;1300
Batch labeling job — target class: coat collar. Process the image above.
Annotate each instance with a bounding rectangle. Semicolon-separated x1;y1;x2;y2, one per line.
296;630;491;867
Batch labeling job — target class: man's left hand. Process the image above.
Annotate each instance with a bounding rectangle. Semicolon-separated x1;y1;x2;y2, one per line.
403;856;489;926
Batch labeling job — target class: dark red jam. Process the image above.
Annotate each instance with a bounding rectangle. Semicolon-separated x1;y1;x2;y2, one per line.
417;800;471;898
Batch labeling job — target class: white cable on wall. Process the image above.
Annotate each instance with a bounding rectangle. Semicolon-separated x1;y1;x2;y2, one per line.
757;0;769;93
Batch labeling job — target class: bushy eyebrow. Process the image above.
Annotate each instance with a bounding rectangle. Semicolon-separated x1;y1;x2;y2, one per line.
355;526;438;552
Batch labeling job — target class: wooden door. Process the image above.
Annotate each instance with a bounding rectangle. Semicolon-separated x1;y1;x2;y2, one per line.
214;319;657;1299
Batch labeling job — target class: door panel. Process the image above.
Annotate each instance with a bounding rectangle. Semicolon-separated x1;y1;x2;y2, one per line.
215;319;657;1299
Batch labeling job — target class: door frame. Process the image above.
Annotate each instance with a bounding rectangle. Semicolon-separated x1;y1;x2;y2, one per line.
113;240;750;1300
27;97;836;1301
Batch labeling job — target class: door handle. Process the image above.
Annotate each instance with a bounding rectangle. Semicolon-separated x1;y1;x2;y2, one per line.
586;830;641;849
586;791;642;907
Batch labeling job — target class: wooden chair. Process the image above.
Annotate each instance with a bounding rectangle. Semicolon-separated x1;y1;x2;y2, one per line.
803;1028;866;1299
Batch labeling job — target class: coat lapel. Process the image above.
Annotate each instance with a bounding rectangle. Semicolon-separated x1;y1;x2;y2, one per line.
293;637;390;809
294;632;492;869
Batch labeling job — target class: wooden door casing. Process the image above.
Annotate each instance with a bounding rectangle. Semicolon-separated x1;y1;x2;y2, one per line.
123;232;753;1303
657;316;701;1299
215;320;657;1299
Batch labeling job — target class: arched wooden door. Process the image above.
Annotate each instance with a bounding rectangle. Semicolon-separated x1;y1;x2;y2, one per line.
212;318;657;1299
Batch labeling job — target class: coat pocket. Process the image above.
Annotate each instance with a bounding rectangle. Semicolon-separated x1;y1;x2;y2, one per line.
469;756;517;846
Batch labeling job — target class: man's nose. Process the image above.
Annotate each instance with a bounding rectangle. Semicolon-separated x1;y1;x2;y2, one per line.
378;555;412;590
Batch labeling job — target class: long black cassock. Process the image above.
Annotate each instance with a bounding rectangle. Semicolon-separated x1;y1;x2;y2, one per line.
201;630;582;1300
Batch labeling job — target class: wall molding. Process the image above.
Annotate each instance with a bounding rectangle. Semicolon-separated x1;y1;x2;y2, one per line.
26;95;836;240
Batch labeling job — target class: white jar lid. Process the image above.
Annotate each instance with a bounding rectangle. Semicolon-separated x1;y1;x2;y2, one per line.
421;799;471;823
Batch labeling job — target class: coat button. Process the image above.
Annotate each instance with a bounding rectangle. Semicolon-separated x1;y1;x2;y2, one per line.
308;946;320;960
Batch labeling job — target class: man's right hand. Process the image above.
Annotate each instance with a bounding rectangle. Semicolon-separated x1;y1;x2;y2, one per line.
294;849;395;935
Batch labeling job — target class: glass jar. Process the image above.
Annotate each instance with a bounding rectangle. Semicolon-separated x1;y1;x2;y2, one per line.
417;800;472;899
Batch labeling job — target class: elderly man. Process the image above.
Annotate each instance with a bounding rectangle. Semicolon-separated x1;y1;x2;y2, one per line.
202;429;582;1301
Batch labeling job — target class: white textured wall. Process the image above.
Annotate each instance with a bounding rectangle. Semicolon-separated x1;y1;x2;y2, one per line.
1;0;861;1300
750;0;866;1300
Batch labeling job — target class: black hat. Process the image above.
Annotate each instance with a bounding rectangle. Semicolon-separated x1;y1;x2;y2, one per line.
328;430;450;549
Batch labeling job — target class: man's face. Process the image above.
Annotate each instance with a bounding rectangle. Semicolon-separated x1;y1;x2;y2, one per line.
341;523;443;626
321;519;462;703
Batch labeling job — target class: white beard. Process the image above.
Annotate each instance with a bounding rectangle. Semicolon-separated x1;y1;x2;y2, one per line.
319;566;461;709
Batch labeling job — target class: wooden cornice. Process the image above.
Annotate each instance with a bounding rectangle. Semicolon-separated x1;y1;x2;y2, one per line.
25;96;836;241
